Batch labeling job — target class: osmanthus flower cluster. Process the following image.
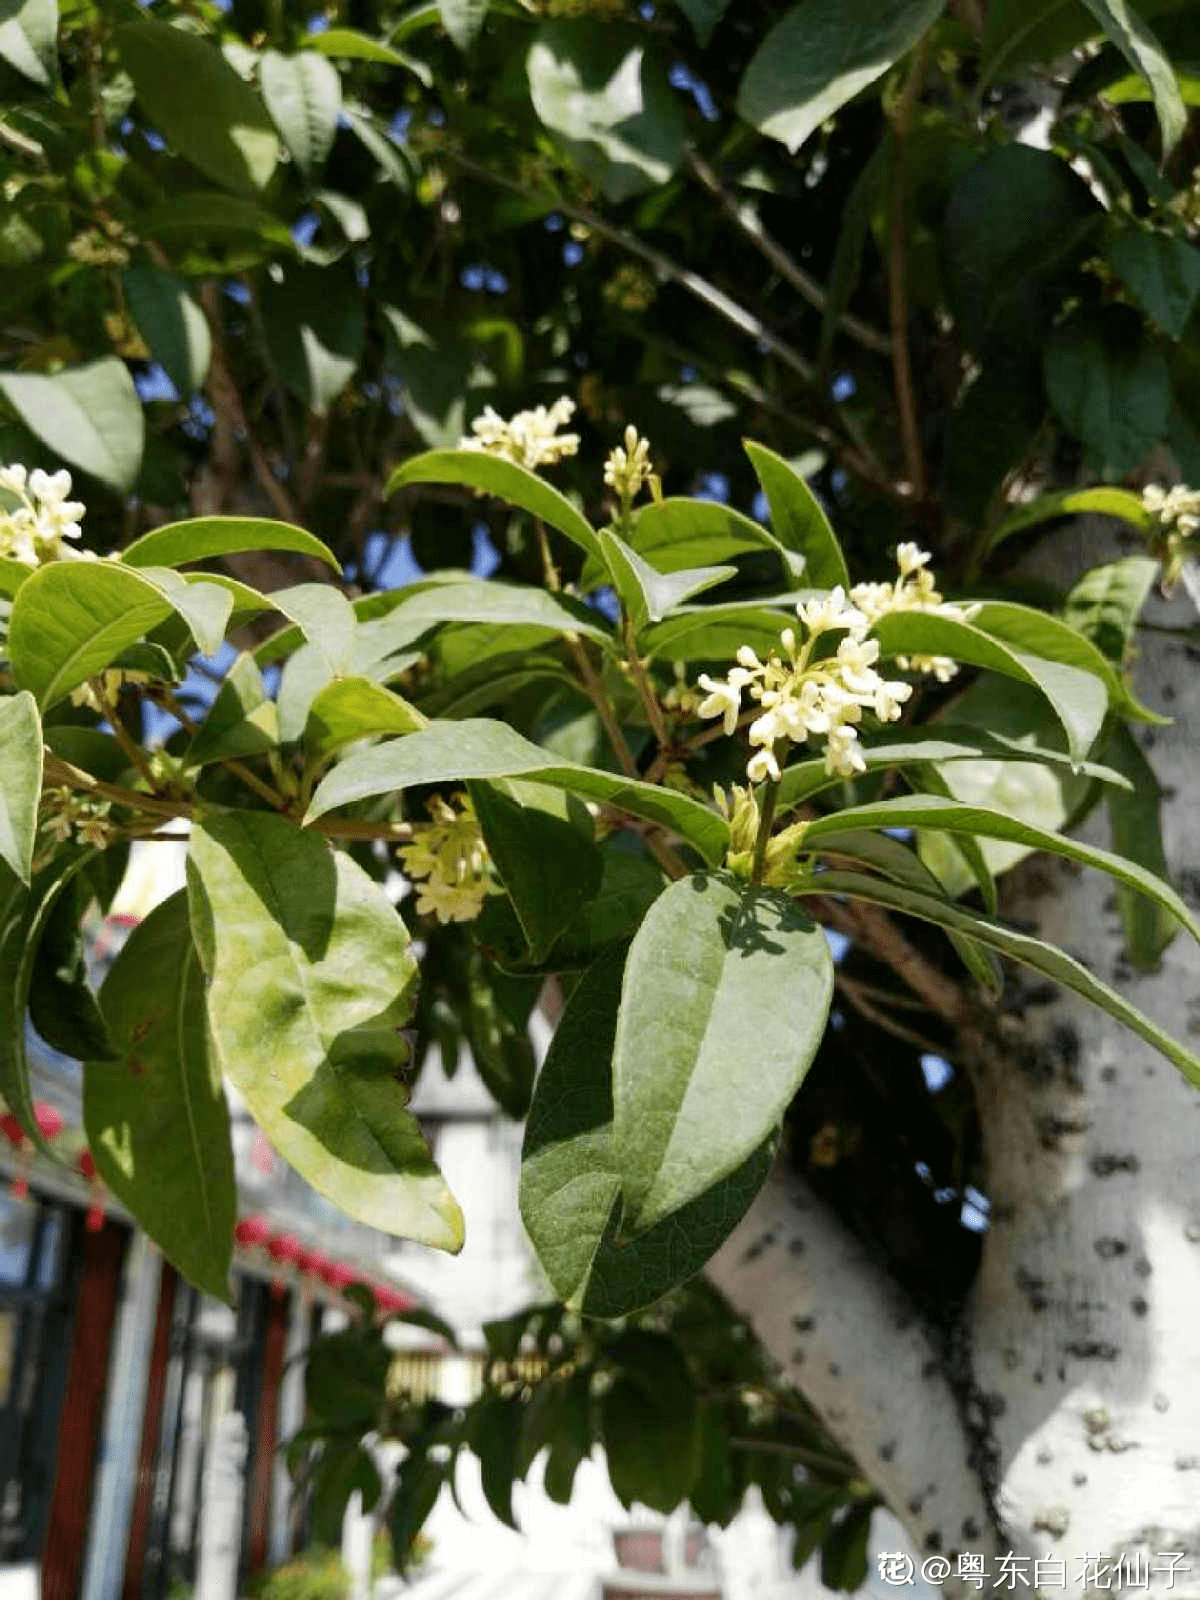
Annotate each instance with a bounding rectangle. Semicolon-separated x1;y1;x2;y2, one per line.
1141;481;1200;591
0;465;88;564
459;397;580;470
696;544;979;783
397;793;496;924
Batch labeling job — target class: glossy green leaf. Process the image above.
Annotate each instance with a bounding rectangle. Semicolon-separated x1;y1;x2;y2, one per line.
1063;555;1158;666
620;496;787;576
307;26;430;83
526;22;687;202
122;265;212;398
601;1331;700;1511
775;723;1129;817
1102;721;1179;969
1106;227;1200;340
598;529;733;628
28;877;114;1060
188;808;463;1249
140;192;293;246
614;873;832;1230
305;718;729;865
271;582;357;673
260;49;340;178
10;561;232;707
370;577;611;645
796;868;1200;1087
116;18;279;193
0;691;40;884
744;442;849;587
262;264;364;415
0;558;31;599
121;514;339;573
304;677;426;760
0;359;144;493
1080;0;1184;152
0;0;57;87
870;611;1108;762
641;604;796;664
805;794;1198;942
970;598;1145;723
520;948;776;1316
186;652;278;765
387;450;601;561
1044;307;1170;478
84;892;236;1302
440;0;488;50
469;780;602;962
737;0;944;154
985;487;1155;553
0;852;93;1149
461;953;537;1119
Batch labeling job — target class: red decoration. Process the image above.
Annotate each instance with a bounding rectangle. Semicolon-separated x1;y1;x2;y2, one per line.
77;1150;96;1180
1;1113;23;1148
34;1103;64;1142
234;1215;270;1248
267;1232;301;1264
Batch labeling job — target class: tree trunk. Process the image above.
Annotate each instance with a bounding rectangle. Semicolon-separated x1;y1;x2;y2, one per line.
709;556;1200;1594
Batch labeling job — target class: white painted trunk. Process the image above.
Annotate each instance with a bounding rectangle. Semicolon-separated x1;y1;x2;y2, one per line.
709;555;1200;1594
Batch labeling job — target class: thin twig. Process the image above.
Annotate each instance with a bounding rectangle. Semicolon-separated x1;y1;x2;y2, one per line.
42;754;190;819
836;973;952;1057
94;678;164;794
686;148;893;358
622;619;671;750
887;39;930;499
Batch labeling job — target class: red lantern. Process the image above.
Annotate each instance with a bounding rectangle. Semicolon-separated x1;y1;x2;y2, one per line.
33;1103;64;1142
267;1233;301;1265
234;1215;270;1248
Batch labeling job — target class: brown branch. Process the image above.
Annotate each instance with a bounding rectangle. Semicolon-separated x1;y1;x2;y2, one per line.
887;40;930;499
835;973;952;1057
685;148;893;358
42;754;190;819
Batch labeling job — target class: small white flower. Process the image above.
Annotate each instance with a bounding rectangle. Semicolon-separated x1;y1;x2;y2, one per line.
696;674;742;736
460;398;580;471
796;585;867;637
603;424;654;503
895;542;932;577
824;722;866;777
747;746;781;783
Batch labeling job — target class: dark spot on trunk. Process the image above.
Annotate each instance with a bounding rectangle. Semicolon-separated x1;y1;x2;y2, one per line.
880;1440;897;1462
1093;1237;1128;1260
1131;1297;1149;1316
1063;1341;1120;1361
792;1314;814;1332
1090;1153;1140;1177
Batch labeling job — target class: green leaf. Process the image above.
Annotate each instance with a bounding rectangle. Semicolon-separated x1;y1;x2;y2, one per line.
0;691;40;884
116;19;279;193
370;576;612;645
620;496;787;576
1063;554;1159;667
460;953;537;1119
1079;0;1184;152
187;808;463;1249
1106;227;1200;340
271;582;358;673
140;192;292;247
121;514;339;573
307;1327;391;1426
519;948;776;1316
601;1331;700;1511
821;1502;874;1591
439;0;488;50
805;794;1198;944
469;780;602;962
262;264;364;415
259;49;340;178
985;487;1155;553
10;561;232;707
798;868;1200;1087
311;1442;382;1546
122;265;211;399
943;144;1100;355
737;0;945;154
1102;721;1179;969
28;878;114;1060
187;652;278;765
526;22;687;202
0;852;93;1149
307;26;430;83
970;598;1142;723
84;892;236;1301
871;610;1109;762
0;558;31;599
0;0;57;87
0;359;144;492
305;718;729;865
743;442;849;588
614;873;832;1230
641;604;797;664
387;449;601;562
598;529;733;629
469;1395;523;1529
304;678;425;761
389;1450;448;1571
1044;307;1170;477
674;0;731;47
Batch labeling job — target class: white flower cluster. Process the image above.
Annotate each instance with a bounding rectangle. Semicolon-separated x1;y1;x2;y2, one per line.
398;793;494;923
696;544;976;782
1142;482;1200;538
460;398;580;471
0;465;87;565
604;425;654;506
40;787;114;850
849;542;979;683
